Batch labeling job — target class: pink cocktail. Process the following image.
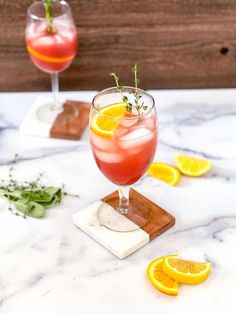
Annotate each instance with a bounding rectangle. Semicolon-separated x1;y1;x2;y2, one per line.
90;112;157;186
25;1;78;123
90;86;158;231
26;20;77;73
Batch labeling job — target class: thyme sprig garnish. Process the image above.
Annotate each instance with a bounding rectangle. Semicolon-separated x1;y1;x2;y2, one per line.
0;154;79;219
44;0;54;33
132;64;141;116
110;64;148;116
132;64;148;114
110;72;132;113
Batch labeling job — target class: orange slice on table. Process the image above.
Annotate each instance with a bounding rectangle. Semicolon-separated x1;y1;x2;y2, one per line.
147;162;181;186
91;102;126;138
163;256;211;285
175;153;212;177
146;255;179;296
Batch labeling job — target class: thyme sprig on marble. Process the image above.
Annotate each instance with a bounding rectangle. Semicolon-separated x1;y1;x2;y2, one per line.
110;64;148;116
44;0;54;33
0;154;79;219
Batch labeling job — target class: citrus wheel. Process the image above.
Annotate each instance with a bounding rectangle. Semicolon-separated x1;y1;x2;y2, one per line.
163;256;211;284
175;153;212;177
146;255;179;296
147;162;181;185
91;102;126;138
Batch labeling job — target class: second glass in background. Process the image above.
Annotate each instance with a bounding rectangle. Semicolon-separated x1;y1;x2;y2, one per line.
25;0;78;123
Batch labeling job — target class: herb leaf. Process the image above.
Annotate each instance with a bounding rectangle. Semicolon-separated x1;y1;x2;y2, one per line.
0;154;80;219
132;64;141;115
110;65;148;116
0;185;61;218
44;0;54;33
110;72;132;112
14;200;46;218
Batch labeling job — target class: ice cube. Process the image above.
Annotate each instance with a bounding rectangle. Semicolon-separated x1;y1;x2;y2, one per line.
90;132;118;152
94;150;124;163
114;126;129;138
28;21;47;36
35;21;48;33
120;127;151;141
32;35;57;48
53;34;65;45
118;128;154;149
119;117;139;128
129;115;156;131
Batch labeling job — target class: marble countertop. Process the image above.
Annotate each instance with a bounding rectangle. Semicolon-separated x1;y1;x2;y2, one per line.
0;89;236;313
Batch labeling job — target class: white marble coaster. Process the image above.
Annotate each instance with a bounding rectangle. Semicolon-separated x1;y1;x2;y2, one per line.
72;201;150;259
19;96;65;138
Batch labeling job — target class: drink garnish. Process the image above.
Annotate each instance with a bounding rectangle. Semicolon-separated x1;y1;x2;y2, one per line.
26;44;76;63
91;102;126;138
110;72;133;113
132;64;148;115
110;65;148;116
132;64;141;115
44;0;54;32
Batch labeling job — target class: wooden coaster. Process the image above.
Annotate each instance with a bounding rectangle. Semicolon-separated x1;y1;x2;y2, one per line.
72;189;176;258
102;188;175;241
50;100;90;140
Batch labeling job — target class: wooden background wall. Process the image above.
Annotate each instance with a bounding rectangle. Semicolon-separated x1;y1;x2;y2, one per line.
1;0;236;91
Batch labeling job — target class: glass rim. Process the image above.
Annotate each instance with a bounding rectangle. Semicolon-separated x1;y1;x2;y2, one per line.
92;86;156;120
27;0;71;21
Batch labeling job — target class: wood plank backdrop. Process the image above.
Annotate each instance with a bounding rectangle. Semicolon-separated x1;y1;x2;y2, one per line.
1;0;236;91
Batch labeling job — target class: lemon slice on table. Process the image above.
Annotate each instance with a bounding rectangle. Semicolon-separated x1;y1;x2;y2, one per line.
91;102;126;138
175;153;212;177
163;256;211;285
146;255;179;296
147;162;181;186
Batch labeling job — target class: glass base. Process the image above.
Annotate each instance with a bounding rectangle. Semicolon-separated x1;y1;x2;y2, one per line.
97;202;150;232
36;100;78;124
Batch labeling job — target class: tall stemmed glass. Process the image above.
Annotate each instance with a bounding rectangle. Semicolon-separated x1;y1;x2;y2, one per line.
25;0;78;124
90;87;158;232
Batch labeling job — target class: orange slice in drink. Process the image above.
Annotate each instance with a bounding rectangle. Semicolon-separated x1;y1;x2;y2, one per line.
91;102;126;138
146;255;179;296
26;44;76;63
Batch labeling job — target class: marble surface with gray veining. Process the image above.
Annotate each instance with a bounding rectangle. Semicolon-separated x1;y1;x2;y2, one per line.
0;89;236;314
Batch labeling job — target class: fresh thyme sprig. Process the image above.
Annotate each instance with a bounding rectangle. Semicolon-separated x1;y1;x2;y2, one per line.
132;64;148;114
110;72;132;112
132;64;141;115
110;65;148;116
44;0;54;33
0;154;80;219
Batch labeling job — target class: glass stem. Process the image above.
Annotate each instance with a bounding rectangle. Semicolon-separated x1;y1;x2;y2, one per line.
50;72;60;110
117;186;131;214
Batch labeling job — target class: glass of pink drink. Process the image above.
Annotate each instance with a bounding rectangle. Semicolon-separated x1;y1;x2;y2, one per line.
90;86;158;231
25;1;78;123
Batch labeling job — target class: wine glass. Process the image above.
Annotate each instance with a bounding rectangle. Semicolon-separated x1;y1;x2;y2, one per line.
90;87;158;232
25;0;78;124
